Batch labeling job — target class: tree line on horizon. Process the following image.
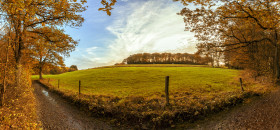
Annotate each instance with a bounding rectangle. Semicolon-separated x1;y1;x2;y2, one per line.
122;52;213;65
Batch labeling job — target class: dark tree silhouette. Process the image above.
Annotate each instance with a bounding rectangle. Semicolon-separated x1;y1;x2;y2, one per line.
124;52;212;65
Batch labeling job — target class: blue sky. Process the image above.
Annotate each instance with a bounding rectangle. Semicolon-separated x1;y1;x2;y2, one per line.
64;0;197;69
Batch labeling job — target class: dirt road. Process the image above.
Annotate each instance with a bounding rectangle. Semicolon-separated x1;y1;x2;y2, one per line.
33;81;113;130
187;89;280;129
34;80;280;129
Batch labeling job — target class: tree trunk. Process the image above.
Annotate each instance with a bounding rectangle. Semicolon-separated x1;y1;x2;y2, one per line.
1;34;10;106
39;65;43;79
0;84;3;106
274;30;280;80
13;21;25;88
211;55;214;67
275;43;280;79
15;36;23;88
15;63;22;88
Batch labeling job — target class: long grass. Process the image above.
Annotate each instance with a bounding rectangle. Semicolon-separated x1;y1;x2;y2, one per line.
33;66;239;97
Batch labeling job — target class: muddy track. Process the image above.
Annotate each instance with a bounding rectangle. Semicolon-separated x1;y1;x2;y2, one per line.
187;89;280;129
34;80;280;129
33;81;113;130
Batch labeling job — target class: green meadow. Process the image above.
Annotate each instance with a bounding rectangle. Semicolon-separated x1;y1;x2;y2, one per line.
32;65;240;97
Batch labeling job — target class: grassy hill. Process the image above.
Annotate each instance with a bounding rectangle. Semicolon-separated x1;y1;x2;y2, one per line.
33;65;239;97
33;64;270;128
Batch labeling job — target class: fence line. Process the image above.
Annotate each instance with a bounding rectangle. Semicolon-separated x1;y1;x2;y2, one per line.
50;76;245;105
79;80;81;95
165;76;170;106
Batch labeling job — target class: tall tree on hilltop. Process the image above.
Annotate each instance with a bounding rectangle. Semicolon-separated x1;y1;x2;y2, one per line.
69;65;78;71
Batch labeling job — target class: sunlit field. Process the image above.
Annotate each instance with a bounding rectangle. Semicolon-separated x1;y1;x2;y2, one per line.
33;65;269;127
33;65;239;97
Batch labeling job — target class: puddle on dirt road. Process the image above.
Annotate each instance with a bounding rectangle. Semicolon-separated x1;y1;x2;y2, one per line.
38;86;89;129
41;89;57;104
42;89;49;96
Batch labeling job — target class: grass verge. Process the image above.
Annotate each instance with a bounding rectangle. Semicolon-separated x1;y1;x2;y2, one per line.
0;71;40;129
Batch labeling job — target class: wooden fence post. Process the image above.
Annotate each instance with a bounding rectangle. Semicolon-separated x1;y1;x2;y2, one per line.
58;79;60;89
240;78;244;92
165;76;170;106
79;80;81;95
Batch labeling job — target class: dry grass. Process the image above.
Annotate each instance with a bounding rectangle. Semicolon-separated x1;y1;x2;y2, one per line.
0;71;40;129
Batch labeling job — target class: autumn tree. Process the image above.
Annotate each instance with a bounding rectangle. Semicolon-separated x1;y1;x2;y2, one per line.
178;0;280;80
30;27;77;79
69;65;78;71
197;43;221;67
99;0;117;16
0;0;87;87
0;26;12;106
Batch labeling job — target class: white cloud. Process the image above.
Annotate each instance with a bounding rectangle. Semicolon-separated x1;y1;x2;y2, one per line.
86;46;98;55
70;0;198;69
102;0;198;65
